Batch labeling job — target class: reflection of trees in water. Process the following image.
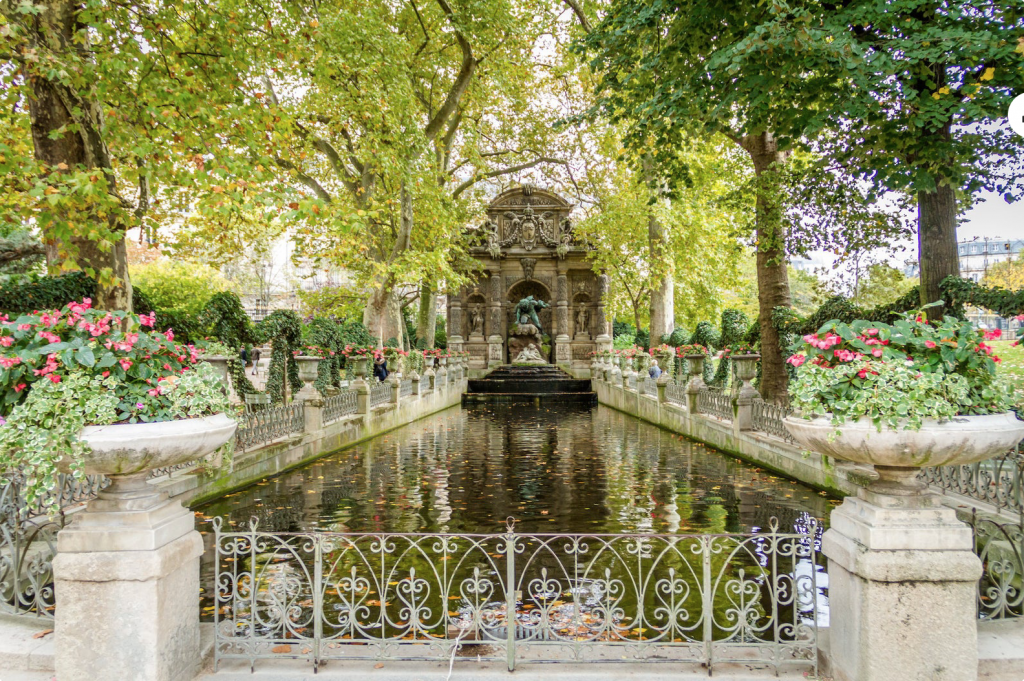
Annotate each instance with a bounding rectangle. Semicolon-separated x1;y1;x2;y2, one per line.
197;404;830;538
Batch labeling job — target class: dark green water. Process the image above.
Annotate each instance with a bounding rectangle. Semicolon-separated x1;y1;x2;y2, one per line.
196;402;834;536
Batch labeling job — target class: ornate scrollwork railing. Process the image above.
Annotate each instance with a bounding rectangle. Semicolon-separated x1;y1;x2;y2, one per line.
1;471;109;618
665;379;686;406
697;387;732;421
399;379;413;399
964;508;1023;620
323;390;358;424
370;381;392;407
640;377;658;397
211;517;820;674
919;446;1023;518
751;398;797;444
235;402;305;451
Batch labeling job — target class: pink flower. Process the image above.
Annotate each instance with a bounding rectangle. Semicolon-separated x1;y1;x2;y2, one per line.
102;371;110;378
164;328;174;341
138;312;156;327
864;328;879;336
872;348;883;357
163;363;171;370
924;340;936;349
68;298;92;314
38;331;61;344
48;373;61;384
802;334;817;344
17;324;31;331
148;387;161;396
835;349;857;362
119;358;132;371
786;354;806;367
993;355;1002;363
983;329;1002;341
0;337;12;347
13;382;26;392
0;356;21;368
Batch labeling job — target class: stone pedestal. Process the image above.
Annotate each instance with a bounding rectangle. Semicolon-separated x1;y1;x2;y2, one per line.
822;490;982;681
55;489;204;681
487;334;504;368
555;335;571;368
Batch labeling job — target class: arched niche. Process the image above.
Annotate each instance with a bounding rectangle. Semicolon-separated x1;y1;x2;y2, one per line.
506;279;552;333
465;293;487;337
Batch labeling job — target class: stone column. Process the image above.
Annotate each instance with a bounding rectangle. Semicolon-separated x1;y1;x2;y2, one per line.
823;487;982;681
448;289;464;352
487;271;504;367
55;486;204;680
684;354;705;413
387;373;400;406
594;273;612;353
411;372;422;397
555;271;571;368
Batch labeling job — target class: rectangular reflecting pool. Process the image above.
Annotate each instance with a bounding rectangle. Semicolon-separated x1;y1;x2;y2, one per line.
196;403;835;536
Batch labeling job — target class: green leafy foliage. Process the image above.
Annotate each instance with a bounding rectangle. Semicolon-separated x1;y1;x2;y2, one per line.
260;310;303;404
200;292;257;350
0;272;96;314
0;300;230;506
942;276;1024;318
788;312;1014;432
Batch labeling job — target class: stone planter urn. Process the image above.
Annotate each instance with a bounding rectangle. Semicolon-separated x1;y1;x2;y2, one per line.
75;413;238;508
784;410;1024;681
635;352;650;375
684;354;705;387
56;413;238;681
349;355;371;380
202;356;231;387
424;355;436;369
784;412;1024;496
294;355;321;401
729;353;760;399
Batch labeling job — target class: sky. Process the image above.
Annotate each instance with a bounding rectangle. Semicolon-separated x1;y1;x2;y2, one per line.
959;190;1023;242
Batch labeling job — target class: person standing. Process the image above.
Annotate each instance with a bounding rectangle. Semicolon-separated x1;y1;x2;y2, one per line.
239;345;248;368
251;347;262;375
649;359;662;379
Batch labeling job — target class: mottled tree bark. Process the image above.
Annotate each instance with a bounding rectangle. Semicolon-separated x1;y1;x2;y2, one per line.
917;126;959;318
415;281;437;348
25;0;131;311
740;132;792;403
643;155;674;343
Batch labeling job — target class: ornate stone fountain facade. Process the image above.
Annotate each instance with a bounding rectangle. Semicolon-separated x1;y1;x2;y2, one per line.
447;185;611;374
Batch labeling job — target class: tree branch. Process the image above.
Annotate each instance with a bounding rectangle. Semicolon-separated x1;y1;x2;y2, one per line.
423;0;476;141
452;156;570;198
562;0;592;34
274;157;334;203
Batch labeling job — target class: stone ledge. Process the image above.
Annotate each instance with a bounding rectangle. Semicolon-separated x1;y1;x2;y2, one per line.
53;531;203;582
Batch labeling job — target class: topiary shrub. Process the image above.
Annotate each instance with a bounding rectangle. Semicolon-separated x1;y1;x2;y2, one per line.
200;292;257;349
0;271;96;313
259;310;303;403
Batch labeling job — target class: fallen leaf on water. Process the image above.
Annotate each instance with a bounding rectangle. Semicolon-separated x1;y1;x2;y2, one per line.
374;662;384;669
33;629;53;639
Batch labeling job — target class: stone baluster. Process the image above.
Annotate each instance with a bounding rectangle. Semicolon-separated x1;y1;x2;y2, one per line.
594;273;612;353
730;354;760;434
684;354;705;413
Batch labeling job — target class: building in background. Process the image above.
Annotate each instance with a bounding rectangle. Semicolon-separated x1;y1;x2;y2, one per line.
903;237;1024;282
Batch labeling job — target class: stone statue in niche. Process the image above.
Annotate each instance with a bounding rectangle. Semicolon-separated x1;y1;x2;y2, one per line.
513;296;550;333
468;306;484;337
575;307;590;339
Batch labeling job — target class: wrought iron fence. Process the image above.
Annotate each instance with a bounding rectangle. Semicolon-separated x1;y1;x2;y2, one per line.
965;508;1023;620
751;399;797;444
399;379;413;399
640;377;658;397
625;373;637;391
665;379;686;406
236;402;305;451
211;517;820;674
0;472;106;618
370;381;392;407
148;462;198;479
919;446;1023;518
323;390;359;424
697;387;732;421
